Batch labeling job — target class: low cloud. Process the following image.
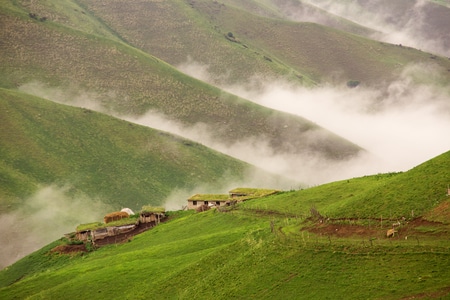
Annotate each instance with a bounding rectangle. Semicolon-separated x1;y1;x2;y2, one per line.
178;59;450;182
19;60;450;187
0;185;111;269
301;0;450;56
19;81;111;112
10;59;450;268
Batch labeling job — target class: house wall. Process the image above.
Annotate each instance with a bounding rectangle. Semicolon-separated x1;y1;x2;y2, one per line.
139;213;165;224
76;231;90;241
187;200;228;210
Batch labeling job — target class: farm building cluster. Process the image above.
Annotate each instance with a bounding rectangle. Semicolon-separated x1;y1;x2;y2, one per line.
67;188;278;245
71;206;166;244
187;188;279;210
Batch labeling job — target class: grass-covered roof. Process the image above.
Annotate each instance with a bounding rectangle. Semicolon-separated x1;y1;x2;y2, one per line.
141;206;166;213
188;194;230;201
76;217;137;232
229;188;279;197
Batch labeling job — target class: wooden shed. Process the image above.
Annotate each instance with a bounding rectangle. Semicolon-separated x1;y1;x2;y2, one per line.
140;206;165;225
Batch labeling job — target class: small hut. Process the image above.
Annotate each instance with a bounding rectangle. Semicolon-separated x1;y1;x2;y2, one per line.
187;194;230;210
187;188;281;210
139;206;166;225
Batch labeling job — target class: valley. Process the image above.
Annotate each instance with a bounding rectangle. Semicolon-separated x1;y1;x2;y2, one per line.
0;0;449;298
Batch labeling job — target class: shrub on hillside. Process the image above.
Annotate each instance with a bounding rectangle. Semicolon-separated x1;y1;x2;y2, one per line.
347;80;360;88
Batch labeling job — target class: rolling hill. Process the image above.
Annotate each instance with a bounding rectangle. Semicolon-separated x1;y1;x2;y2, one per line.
0;0;362;160
0;151;448;299
300;0;450;57
0;87;291;269
1;0;450;283
74;0;450;86
0;88;287;212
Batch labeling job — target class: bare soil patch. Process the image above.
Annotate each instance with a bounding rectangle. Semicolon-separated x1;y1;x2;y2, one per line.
302;217;447;239
400;285;450;299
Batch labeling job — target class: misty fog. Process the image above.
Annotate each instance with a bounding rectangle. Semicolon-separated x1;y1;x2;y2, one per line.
177;60;450;178
5;0;450;273
19;59;450;187
0;186;111;269
301;0;450;57
11;59;449;271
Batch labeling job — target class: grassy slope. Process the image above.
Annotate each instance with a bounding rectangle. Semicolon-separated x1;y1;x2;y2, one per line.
12;0;122;42
74;0;450;86
242;151;450;222
228;0;450;56
193;0;450;86
0;2;360;160
75;0;309;85
0;88;263;212
218;0;377;37
325;0;450;53
1;152;449;299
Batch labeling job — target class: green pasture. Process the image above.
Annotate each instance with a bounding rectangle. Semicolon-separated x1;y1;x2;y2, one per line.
1;204;449;299
0;88;258;211
1;151;450;298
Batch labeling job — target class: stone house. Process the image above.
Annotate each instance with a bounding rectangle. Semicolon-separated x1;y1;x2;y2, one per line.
187;188;280;210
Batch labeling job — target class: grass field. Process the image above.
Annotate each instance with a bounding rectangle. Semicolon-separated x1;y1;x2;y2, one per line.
1;1;449;297
1;0;362;163
0;151;449;299
1;206;449;299
0;88;266;212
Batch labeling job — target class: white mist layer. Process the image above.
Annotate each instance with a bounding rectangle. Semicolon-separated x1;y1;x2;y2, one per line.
20;62;450;186
302;0;450;57
178;61;450;180
11;63;450;267
0;186;111;269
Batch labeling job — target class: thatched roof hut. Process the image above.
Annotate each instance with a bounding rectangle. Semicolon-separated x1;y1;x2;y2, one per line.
104;211;129;224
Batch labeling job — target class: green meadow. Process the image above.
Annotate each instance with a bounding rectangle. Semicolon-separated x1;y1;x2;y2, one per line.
1;151;449;299
0;88;262;211
1;0;450;298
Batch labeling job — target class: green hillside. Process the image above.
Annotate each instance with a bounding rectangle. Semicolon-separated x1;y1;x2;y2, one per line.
192;0;450;85
241;151;450;222
1;151;449;299
217;0;376;37
0;88;278;212
0;1;361;160
74;0;450;86
1;1;449;296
